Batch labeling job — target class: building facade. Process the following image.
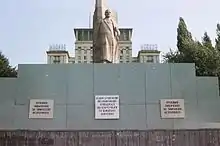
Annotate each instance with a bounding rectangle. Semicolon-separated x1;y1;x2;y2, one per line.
46;44;70;64
137;44;160;63
46;41;160;64
46;28;135;64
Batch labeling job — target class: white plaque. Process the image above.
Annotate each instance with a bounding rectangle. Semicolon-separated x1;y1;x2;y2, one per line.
160;99;185;119
95;95;119;119
29;99;54;119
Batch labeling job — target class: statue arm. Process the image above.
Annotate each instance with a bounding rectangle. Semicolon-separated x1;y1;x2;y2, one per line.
115;26;120;41
112;20;120;41
116;27;120;38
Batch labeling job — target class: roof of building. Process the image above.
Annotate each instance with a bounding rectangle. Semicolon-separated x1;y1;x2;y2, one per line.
137;49;161;58
46;50;70;58
138;50;161;53
73;28;133;37
73;28;133;30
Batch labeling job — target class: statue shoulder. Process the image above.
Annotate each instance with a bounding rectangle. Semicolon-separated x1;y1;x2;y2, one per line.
110;19;118;25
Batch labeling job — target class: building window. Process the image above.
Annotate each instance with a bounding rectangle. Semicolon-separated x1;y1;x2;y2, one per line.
77;48;81;55
126;57;130;62
90;47;93;54
78;31;82;41
148;56;153;60
89;31;93;41
156;56;159;63
84;30;89;41
120;56;123;59
123;31;129;41
126;49;129;54
84;56;87;60
146;56;154;62
53;56;61;64
78;56;81;60
119;30;123;41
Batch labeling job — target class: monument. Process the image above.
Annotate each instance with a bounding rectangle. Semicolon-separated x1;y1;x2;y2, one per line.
1;0;220;145
93;0;120;63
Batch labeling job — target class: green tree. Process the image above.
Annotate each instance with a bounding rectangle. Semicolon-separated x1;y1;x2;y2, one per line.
215;24;220;51
0;51;17;77
177;17;193;53
202;32;213;49
164;17;220;77
200;32;220;76
164;17;196;64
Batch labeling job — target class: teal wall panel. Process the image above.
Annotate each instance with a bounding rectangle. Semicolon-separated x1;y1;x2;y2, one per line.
118;64;146;105
197;77;219;100
146;104;174;129
67;64;93;105
0;63;219;130
94;64;120;95
173;103;199;129
170;63;197;103
0;78;16;101
197;100;220;123
0;99;15;129
145;64;171;103
67;105;146;130
16;64;68;105
13;105;66;129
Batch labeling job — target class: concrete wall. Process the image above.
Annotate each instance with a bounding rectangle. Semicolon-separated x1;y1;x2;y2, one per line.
0;63;219;130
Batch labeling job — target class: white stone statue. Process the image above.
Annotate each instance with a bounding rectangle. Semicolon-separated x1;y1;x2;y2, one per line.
93;9;120;63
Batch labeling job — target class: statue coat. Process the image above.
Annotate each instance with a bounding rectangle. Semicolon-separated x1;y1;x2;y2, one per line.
94;18;120;63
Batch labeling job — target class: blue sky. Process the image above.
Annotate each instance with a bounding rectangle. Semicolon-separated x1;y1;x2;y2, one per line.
0;0;219;67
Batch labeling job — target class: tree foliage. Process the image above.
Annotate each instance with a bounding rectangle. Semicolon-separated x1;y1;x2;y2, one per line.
164;17;220;78
216;24;220;51
176;17;194;53
0;51;17;77
202;32;213;49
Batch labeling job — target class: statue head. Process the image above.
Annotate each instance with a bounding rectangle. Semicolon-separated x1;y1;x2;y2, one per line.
105;9;111;18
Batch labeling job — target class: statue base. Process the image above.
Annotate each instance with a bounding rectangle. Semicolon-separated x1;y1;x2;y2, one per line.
93;59;112;64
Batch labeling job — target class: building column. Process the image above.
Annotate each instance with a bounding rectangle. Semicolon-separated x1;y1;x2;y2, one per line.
82;30;84;41
128;30;131;40
76;31;78;41
88;31;90;41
